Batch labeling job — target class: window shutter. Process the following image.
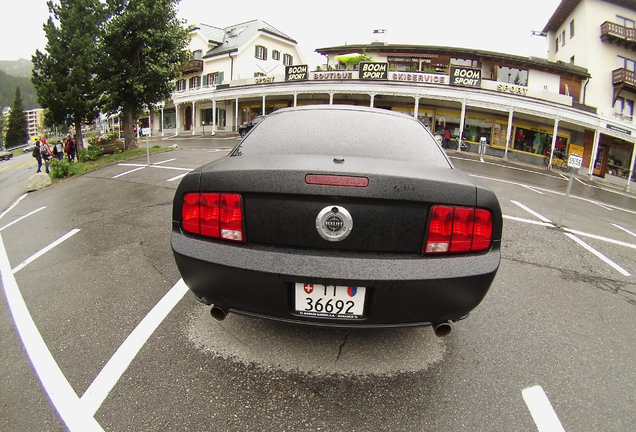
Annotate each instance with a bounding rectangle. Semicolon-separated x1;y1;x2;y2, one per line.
255;45;259;58
217;72;224;84
264;48;268;61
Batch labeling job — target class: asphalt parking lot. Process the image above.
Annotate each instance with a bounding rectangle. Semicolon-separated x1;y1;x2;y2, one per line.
1;137;635;431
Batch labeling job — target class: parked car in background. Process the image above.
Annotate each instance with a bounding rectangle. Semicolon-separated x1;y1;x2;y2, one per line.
171;105;503;337
0;150;13;161
238;115;266;137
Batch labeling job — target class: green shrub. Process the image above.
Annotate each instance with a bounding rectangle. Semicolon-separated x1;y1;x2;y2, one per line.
50;159;74;179
79;145;104;162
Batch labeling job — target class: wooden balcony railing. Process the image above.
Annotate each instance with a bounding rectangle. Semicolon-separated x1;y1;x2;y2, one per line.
613;68;636;88
601;21;636;48
179;59;203;75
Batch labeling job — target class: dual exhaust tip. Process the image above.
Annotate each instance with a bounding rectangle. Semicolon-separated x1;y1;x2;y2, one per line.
210;304;452;337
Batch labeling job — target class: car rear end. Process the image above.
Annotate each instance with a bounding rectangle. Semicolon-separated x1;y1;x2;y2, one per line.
171;106;502;329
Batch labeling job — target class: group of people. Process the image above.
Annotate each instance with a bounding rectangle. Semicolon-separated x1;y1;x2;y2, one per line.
32;135;78;174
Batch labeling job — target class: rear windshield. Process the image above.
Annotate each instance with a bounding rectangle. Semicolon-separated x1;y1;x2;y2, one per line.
233;108;449;166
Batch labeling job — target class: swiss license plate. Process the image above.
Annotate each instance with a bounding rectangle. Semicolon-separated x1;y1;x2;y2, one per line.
294;283;366;319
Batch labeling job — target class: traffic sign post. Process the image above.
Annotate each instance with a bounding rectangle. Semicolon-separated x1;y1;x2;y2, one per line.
557;154;583;228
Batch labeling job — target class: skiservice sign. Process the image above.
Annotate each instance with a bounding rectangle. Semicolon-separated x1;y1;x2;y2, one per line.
359;62;388;80
450;66;481;88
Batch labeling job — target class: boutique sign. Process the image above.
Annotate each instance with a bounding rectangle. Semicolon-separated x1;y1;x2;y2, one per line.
286;65;308;81
450;67;481;88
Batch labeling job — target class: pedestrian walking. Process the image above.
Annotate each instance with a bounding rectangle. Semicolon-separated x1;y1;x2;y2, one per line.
52;140;64;161
33;141;43;173
41;139;52;173
444;127;451;149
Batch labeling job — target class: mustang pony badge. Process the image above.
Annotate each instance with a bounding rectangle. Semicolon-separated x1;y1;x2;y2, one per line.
316;206;353;241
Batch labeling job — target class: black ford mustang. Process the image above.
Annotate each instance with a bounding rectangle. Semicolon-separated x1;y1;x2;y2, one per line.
171;105;502;336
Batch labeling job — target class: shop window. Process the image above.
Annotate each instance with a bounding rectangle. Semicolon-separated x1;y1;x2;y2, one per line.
513;128;568;157
255;45;267;60
272;50;280;61
283;54;293;66
163;109;176;129
497;66;528;86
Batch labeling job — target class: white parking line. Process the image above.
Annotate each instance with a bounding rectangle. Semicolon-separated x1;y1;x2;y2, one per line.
522;385;566;432
114;161;192;179
510;200;554;224
564;233;631;276
12;229;81;274
0;194;27;220
612;223;636;238
0;207;46;232
0;232;103;431
80;279;188;415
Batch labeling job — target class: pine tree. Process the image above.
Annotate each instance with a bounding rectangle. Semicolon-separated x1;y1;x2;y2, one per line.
98;0;190;150
32;0;107;148
5;87;29;148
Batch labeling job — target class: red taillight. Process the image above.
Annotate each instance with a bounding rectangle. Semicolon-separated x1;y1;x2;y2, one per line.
424;205;492;254
181;192;244;242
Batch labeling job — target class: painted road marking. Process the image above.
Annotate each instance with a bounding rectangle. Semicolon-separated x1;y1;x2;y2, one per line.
507;201;633;277
471;174;636;216
0;207;46;232
114;160;192;179
612;223;636;238
1;201;188;430
510;200;553;224
564;233;631;276
12;229;81;274
0;232;103;431
522;385;566;432
80;279;188;415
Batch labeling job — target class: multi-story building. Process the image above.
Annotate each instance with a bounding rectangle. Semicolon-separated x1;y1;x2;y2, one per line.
25;108;45;139
155;11;636;190
543;0;636;183
2;107;44;140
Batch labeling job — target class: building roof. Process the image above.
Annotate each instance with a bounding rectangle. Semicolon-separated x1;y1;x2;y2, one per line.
542;0;636;33
191;20;298;59
315;44;590;78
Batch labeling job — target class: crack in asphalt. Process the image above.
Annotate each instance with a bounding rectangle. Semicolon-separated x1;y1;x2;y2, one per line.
335;332;350;364
502;256;635;306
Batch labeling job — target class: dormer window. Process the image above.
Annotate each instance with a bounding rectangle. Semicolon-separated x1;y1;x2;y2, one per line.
283;53;293;66
272;50;280;61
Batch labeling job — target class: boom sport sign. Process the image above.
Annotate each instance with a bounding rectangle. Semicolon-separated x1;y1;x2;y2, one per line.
359;62;388;80
450;66;482;88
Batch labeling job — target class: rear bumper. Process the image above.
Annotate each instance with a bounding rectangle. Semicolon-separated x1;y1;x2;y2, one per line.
171;230;501;328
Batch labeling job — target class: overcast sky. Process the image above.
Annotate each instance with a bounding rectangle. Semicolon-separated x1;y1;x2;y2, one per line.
1;0;563;66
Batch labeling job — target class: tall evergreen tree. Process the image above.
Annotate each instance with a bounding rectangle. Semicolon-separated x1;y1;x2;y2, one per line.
32;0;107;147
99;0;190;149
5;87;29;147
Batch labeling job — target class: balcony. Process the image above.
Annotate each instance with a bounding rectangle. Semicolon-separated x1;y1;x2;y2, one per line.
612;67;636;106
601;21;636;50
179;59;203;75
